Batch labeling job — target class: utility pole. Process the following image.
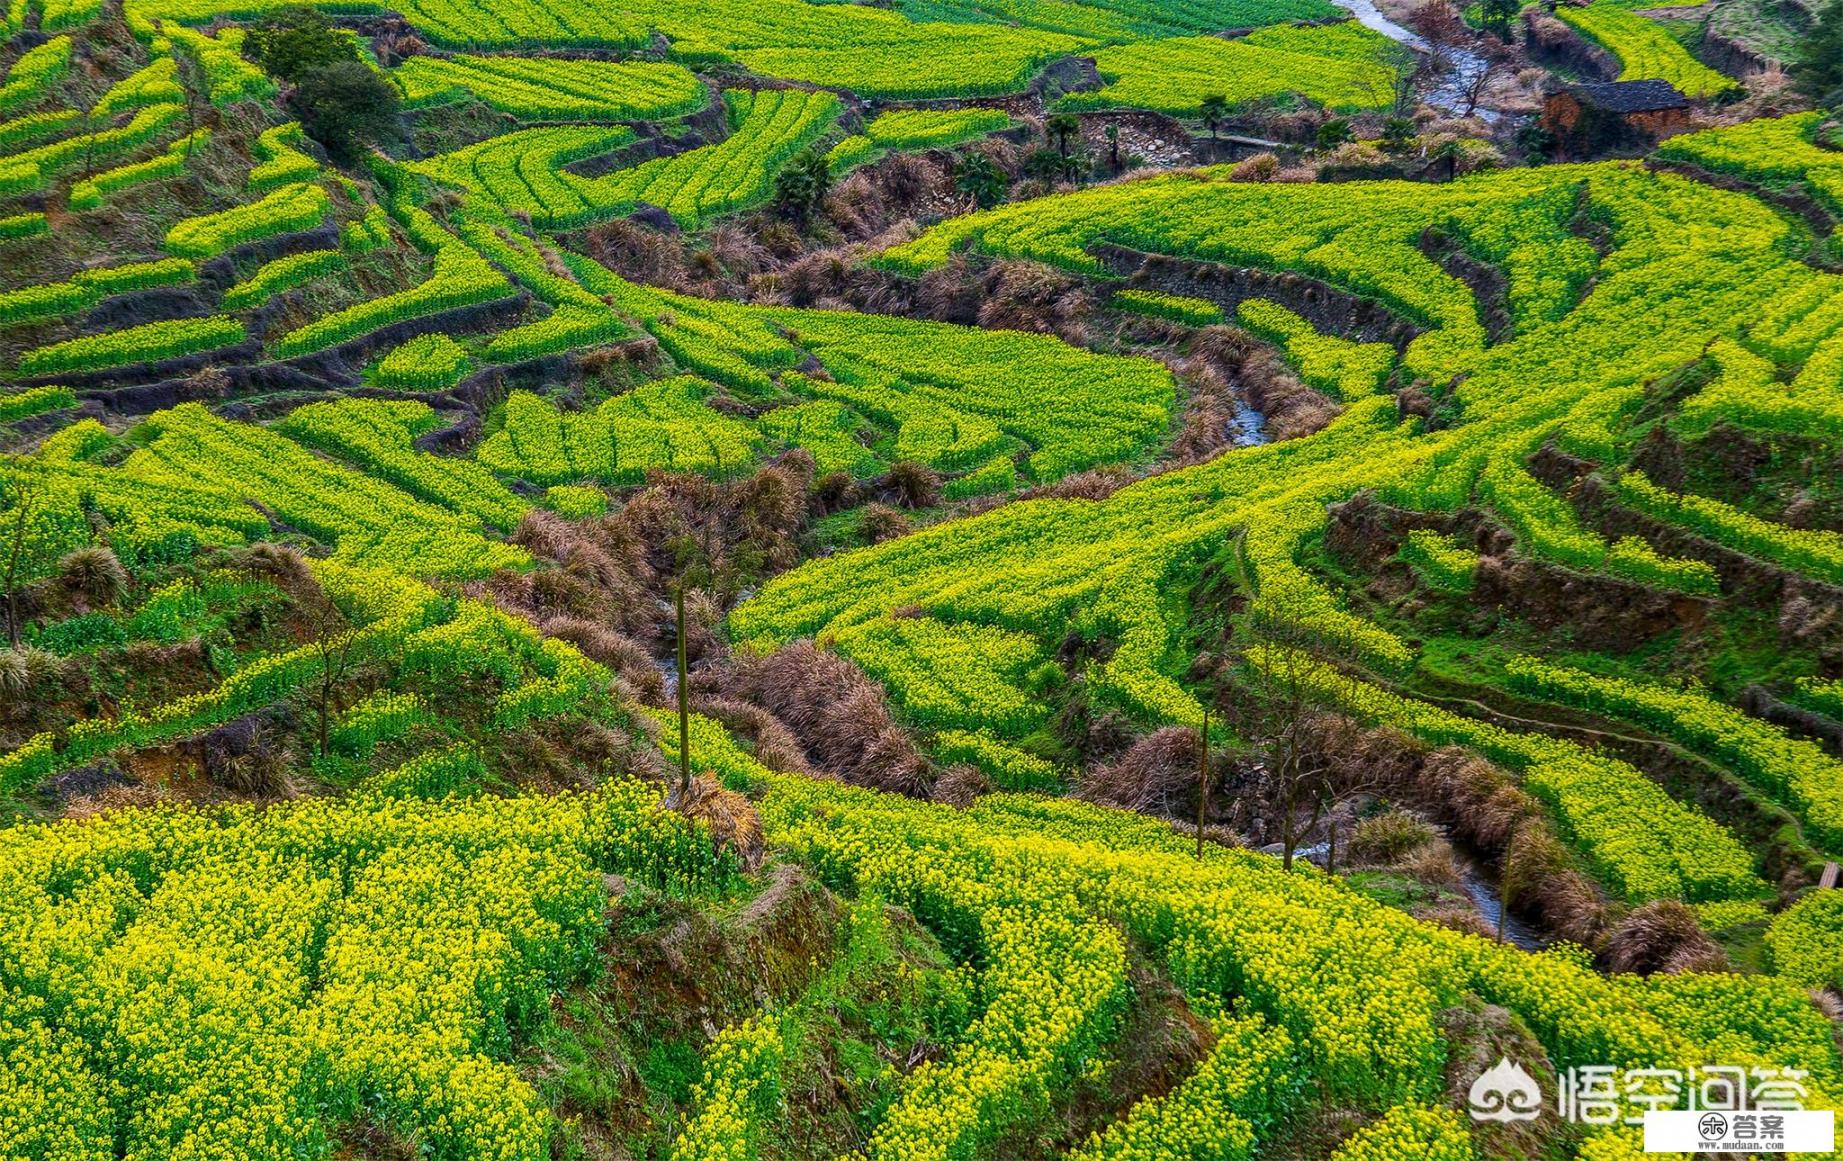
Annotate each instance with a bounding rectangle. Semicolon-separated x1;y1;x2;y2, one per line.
675;581;691;804
1196;708;1208;859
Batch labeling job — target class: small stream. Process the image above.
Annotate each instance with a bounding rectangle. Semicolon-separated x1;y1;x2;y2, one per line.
1283;840;1549;951
1229;399;1271;447
1457;857;1548;950
1329;0;1501;123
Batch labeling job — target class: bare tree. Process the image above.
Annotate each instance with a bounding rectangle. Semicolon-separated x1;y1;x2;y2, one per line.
300;581;357;757
1459;61;1495;118
3;476;45;649
673;579;692;808
1226;611;1385;872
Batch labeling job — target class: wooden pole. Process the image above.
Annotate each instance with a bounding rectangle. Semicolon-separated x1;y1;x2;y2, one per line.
676;583;690;802
1196;708;1208;859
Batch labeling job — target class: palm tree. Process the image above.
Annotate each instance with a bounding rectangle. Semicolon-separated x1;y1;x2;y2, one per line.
1046;112;1079;157
1199;94;1227;140
953;150;1007;209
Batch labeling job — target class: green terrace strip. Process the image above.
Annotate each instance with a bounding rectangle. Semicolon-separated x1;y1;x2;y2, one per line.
1237;298;1396;401
452;214;631;360
392;54;705;121
158;24;275;105
1553;3;1740;98
375;332;472;390
69;129;210;211
1398;528;1479;593
861;106;1011;149
0;403;526;581
1113;287;1224;326
1503;657;1843;851
16;315;244;377
130;0;1335;92
828;107;1013;171
127;403;529;575
0;211;46;239
0;102;184;198
275;397;529;531
833;615;1050;737
42;0;100;31
91;55;185;116
0;560;441;791
164;181;331;258
0;110;82;155
0;35;72;115
221;248;347;310
1656;112;1843;215
0;384;76;423
1330;1105;1476;1160
411;88;842;229
477;379;759;484
1792;677;1843;719
1673;336;1843;442
0;258;196;327
1766;891;1843;989
1613;469;1843;584
1058;22;1403;114
271;182;514;358
530;258;1177;482
543;482;606;517
247;121;320;191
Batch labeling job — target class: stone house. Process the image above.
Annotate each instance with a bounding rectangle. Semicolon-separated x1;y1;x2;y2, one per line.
1542;79;1693;158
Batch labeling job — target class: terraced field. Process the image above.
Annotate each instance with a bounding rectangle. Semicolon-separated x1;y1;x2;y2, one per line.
0;0;1840;1156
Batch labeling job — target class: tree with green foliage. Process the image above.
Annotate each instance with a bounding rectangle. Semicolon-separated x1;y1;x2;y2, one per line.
245;7;399;165
242;5;354;86
1046;112;1079;157
1380;116;1417;154
1198;93;1227;139
290;59;402;166
1792;0;1843;110
1514;116;1554;163
1103;122;1121;171
953;149;1007;209
772;146;832;227
1481;0;1518;41
1316;117;1354;150
1022;146;1082;184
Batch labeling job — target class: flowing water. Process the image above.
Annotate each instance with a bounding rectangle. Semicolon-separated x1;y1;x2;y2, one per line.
1328;0;1502;122
1230;399;1271;446
1457;856;1548;950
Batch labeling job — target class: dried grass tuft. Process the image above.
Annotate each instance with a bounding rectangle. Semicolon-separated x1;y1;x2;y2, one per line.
1601;901;1728;975
682;774;765;871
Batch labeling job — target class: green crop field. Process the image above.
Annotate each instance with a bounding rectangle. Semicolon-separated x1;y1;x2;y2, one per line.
0;0;1836;1154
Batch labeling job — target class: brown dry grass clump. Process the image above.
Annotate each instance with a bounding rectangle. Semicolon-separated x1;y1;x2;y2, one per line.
1078;725;1202;816
541;615;664;701
732;640;932;796
692;695;813;775
1600;901;1729;975
682;773;766;871
1304;719;1612;946
1188;325;1340;442
931;762;990;807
